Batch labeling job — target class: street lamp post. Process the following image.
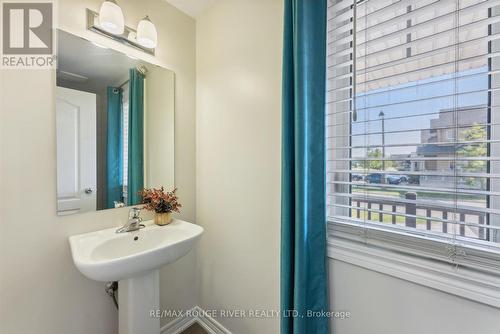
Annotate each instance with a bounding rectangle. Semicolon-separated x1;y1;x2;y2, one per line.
379;111;385;171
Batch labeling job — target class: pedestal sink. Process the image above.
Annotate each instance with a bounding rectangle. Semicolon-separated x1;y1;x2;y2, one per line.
69;219;203;334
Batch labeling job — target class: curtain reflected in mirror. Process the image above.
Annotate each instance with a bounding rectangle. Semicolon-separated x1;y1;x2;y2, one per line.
106;86;123;209
106;69;145;209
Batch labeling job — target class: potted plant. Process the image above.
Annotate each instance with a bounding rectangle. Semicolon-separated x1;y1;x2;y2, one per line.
139;187;181;226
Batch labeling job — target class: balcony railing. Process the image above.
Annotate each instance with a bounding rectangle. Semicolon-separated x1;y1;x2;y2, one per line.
351;193;487;241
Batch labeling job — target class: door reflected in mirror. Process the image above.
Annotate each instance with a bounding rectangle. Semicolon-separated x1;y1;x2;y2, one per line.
56;30;175;215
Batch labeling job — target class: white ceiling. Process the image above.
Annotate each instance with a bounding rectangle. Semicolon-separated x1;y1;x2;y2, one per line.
57;30;146;93
165;0;217;18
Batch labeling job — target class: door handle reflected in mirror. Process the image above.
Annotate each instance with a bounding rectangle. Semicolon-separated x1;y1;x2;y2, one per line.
84;188;93;194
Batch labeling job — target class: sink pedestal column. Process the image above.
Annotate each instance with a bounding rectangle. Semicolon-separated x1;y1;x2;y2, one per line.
118;269;160;334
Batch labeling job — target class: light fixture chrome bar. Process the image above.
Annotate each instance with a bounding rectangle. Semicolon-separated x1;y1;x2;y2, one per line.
86;9;155;56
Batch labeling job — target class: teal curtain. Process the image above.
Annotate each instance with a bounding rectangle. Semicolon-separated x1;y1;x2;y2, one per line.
281;1;329;333
106;87;123;209
127;68;145;205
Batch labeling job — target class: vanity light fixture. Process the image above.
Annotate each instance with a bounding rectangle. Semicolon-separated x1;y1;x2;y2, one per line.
98;0;125;35
127;31;137;41
136;16;158;49
86;8;156;55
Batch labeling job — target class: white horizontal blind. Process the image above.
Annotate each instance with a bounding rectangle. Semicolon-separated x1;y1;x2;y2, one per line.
327;0;500;246
122;83;129;202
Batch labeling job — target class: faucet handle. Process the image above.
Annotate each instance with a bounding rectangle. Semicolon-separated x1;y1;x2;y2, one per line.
129;207;141;219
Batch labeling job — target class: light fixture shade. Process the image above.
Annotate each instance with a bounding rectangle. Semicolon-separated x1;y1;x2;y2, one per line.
136;16;157;49
99;0;125;35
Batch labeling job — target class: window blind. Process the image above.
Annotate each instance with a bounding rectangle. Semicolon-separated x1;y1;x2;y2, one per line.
327;0;500;247
122;83;129;201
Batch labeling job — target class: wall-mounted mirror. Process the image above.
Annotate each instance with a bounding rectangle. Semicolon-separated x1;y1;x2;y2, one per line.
55;30;175;215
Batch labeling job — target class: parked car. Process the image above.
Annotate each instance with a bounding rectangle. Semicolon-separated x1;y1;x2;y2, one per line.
365;173;383;184
408;175;420;184
352;173;363;181
387;175;408;184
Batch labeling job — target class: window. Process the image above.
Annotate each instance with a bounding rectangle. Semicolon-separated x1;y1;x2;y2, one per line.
327;0;500;283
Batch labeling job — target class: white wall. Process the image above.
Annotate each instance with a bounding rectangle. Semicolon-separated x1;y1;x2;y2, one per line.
145;67;175;191
196;1;283;333
0;0;196;333
329;259;500;334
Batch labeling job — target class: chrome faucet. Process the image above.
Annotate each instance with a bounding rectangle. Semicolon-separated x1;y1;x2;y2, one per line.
116;208;145;233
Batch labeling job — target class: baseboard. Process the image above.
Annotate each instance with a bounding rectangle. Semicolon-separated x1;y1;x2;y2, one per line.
195;306;232;334
161;306;232;334
160;309;197;334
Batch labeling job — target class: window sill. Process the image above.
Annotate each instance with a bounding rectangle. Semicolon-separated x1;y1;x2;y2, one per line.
327;221;500;308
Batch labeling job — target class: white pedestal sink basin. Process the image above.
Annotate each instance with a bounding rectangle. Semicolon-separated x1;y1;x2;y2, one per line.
69;219;203;334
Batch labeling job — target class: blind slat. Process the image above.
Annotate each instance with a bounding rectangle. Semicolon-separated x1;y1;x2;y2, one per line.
330;169;499;178
329;180;500;197
330;192;500;215
327;204;499;231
